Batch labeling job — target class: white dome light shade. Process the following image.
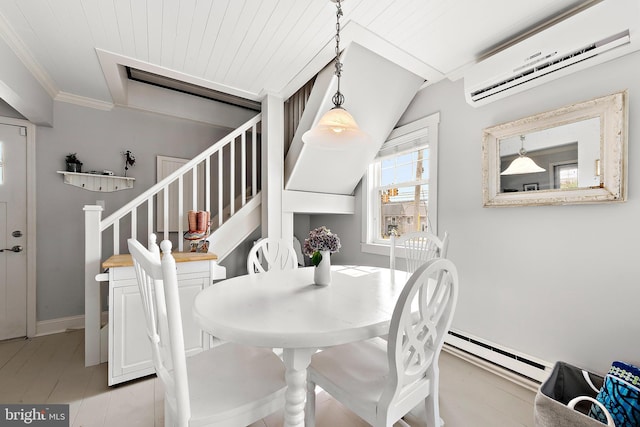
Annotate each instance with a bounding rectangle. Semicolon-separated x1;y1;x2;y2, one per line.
500;155;546;175
302;107;372;149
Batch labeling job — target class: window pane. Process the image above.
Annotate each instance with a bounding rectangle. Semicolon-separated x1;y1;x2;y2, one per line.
559;167;578;189
554;163;578;189
380;149;428;185
379;184;429;238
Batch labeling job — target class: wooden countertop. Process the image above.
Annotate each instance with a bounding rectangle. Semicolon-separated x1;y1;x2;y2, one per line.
102;252;218;269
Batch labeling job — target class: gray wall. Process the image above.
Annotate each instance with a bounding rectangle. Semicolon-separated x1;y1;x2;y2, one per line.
0;98;25;119
310;50;640;374
36;102;232;321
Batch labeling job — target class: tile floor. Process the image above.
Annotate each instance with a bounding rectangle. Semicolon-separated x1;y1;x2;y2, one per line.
0;330;537;426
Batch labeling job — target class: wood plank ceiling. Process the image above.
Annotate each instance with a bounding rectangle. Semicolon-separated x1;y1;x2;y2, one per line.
0;0;592;106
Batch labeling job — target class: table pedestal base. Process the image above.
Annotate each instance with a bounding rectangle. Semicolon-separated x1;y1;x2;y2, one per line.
283;348;316;427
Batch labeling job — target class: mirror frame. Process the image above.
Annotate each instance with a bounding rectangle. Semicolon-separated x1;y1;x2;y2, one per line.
482;91;627;207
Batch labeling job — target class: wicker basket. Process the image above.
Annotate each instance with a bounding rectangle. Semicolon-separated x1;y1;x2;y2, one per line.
534;361;612;427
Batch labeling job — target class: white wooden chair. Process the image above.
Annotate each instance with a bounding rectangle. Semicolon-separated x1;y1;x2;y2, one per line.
305;258;459;427
390;231;449;273
247;237;298;274
128;237;286;427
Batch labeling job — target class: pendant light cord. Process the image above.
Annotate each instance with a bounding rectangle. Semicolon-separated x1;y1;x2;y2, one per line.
519;135;527;157
332;0;345;108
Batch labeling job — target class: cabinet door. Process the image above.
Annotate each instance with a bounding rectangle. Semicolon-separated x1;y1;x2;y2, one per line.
110;276;210;385
111;283;154;383
179;278;211;355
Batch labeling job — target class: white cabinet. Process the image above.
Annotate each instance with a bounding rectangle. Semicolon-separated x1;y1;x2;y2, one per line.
103;253;225;386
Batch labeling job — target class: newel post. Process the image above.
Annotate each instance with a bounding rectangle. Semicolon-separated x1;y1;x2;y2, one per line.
261;93;287;241
84;205;103;367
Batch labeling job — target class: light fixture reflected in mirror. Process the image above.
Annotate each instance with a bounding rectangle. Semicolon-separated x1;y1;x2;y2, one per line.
302;0;371;150
482;91;626;207
500;135;546;175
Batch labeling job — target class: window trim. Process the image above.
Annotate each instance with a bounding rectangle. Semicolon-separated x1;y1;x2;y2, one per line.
361;112;440;256
0;141;3;184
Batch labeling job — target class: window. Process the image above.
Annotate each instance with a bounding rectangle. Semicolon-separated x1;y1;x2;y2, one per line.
377;149;429;238
553;162;579;189
362;113;440;254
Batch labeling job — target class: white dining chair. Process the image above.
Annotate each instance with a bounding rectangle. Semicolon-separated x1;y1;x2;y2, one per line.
247;237;298;274
305;258;459;427
390;231;449;273
128;237;286;427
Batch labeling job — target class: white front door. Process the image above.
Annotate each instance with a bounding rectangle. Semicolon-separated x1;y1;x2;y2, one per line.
0;122;27;340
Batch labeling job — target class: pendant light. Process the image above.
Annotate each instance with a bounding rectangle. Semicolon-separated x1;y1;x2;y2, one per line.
501;135;546;175
302;0;371;149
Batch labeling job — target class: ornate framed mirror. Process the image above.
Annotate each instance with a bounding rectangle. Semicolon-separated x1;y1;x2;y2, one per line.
482;91;627;207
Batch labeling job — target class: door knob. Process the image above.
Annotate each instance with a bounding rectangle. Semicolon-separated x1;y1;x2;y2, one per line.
0;245;23;253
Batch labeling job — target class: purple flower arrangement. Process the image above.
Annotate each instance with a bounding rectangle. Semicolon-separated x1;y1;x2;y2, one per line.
303;226;341;266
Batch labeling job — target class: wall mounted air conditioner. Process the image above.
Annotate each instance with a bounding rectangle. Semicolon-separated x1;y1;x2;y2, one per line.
464;0;640;107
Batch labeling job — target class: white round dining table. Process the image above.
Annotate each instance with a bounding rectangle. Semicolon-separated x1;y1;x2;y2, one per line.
192;265;411;427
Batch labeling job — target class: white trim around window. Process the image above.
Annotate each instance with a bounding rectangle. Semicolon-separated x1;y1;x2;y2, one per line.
361;112;440;256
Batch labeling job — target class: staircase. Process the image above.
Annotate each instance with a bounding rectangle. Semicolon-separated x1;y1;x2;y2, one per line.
82;42;428;367
83;114;262;366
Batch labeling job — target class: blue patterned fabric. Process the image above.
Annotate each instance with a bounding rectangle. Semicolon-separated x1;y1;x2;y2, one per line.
588;361;640;426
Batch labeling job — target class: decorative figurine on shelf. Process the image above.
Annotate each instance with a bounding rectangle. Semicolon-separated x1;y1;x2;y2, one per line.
184;210;211;252
122;150;135;177
65;153;83;173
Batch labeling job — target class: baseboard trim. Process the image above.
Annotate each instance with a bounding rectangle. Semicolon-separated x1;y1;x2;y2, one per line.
445;329;552;383
36;312;108;337
443;343;542;392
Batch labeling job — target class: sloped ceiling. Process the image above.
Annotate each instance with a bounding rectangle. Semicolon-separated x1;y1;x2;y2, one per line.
0;0;593;115
285;43;424;195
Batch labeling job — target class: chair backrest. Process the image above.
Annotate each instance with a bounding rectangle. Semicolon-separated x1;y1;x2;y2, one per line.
381;258;459;415
128;236;191;426
390;231;449;273
147;233;161;259
247;237;298;274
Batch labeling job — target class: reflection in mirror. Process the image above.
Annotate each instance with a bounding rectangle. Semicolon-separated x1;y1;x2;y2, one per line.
499;117;600;193
482;91;627;207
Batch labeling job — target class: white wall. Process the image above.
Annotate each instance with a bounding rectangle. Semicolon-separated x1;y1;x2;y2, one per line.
0;36;53;125
312;49;640;374
35;101;232;321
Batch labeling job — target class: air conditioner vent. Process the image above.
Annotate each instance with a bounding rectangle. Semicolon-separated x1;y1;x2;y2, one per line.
470;31;629;103
464;0;640;107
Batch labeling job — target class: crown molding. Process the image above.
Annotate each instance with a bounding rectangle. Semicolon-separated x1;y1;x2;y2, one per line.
0;12;115;113
0;11;58;99
55;91;114;111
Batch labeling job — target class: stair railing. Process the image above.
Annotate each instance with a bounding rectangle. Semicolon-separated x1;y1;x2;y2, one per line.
83;113;261;366
87;113;260;254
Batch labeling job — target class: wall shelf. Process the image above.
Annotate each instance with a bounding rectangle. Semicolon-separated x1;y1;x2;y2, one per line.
57;171;135;192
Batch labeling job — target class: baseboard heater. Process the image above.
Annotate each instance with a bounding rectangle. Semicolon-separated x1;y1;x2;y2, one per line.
445;330;552;385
